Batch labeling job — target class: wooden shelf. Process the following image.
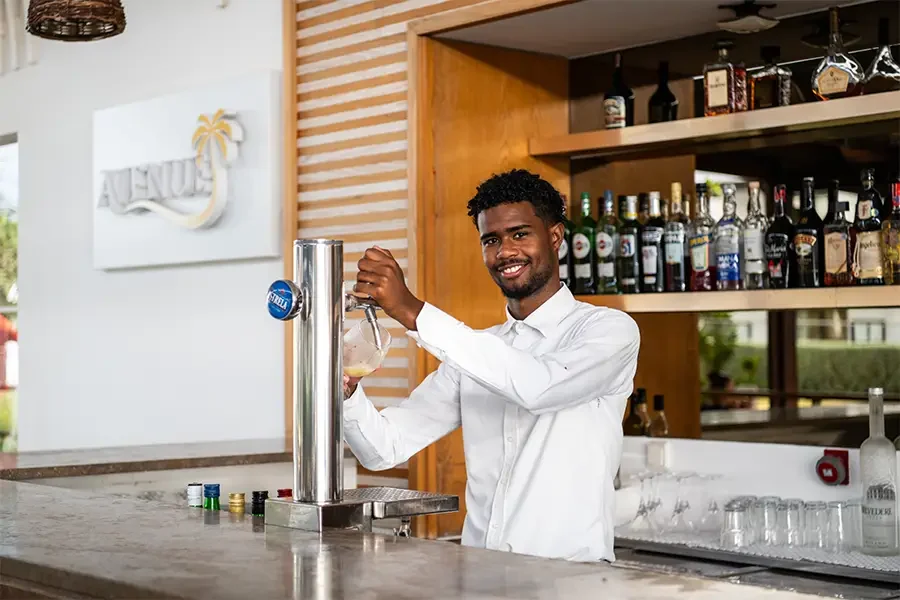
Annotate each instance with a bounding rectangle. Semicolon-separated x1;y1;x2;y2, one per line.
576;285;900;314
530;91;900;161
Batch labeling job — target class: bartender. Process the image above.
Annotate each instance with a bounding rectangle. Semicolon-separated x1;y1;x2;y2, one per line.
343;168;640;562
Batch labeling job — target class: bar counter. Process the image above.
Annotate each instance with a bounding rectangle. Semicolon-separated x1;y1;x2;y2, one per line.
0;480;825;600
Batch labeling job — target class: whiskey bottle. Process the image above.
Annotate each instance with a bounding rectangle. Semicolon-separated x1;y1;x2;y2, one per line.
689;183;717;291
623;388;650;436
559;200;575;291
863;17;900;95
743;182;767;290
640;192;666;293
811;7;864;101
648;60;678;123
823;180;854;287
595;190;618;294
664;182;689;292
860;387;899;556
793;177;825;288
853;171;885;286
648;395;669;438
765;184;794;288
573;192;597;294
603;52;635;129
704;40;737;116
750;45;792;110
617;195;641;294
882;179;900;285
714;184;743;291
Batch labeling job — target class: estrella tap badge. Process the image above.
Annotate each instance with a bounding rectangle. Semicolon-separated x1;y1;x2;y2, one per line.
267;280;298;320
97;109;244;230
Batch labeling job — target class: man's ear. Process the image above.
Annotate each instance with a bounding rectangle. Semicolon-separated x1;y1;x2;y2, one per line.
549;222;564;253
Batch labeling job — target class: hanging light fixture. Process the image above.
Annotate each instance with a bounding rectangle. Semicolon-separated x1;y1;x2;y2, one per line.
26;0;126;42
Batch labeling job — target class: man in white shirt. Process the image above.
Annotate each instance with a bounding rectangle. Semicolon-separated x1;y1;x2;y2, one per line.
344;169;640;562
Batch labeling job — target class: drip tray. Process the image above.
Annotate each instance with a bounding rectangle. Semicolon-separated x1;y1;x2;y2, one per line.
264;487;459;532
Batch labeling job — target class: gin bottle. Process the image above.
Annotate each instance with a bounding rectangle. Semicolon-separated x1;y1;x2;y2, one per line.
689;184;716;291
860;387;899;556
715;184;743;290
742;181;767;289
595;190;618;294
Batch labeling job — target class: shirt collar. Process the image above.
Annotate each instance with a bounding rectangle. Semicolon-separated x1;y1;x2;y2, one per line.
498;284;576;337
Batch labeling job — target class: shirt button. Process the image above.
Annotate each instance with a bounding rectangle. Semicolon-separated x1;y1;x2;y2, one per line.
506;436;513;442
491;524;498;529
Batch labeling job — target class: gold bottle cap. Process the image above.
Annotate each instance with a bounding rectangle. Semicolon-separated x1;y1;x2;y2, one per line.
229;492;245;501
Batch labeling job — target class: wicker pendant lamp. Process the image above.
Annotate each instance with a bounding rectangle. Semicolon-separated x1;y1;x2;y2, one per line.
26;0;126;42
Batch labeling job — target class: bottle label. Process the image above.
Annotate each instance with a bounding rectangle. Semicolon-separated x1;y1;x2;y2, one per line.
765;232;789;280
861;483;897;551
603;96;626;129
642;246;659;277
716;226;740;281
824;231;849;275
574;263;591;280
558;238;569;280
664;230;684;265
705;69;729;108
572;233;590;260
596;232;614;258
817;66;850;96
743;229;765;274
854;230;884;279
689;234;710;272
885;228;900;274
597;262;614;278
793;232;816;258
619;233;636;258
857;200;873;220
559;264;568;280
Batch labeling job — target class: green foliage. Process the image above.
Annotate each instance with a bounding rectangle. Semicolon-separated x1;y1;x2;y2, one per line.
0;213;16;303
0;390;13;435
698;312;737;375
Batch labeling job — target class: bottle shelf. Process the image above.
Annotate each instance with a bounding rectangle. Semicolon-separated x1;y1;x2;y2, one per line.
529;91;900;162
576;285;900;314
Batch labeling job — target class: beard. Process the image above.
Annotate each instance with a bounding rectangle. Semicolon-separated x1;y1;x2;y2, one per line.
492;260;553;300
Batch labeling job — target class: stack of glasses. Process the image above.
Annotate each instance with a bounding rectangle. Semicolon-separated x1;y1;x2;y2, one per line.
721;495;862;552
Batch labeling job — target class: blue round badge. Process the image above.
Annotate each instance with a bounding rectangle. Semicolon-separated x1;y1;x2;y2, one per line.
267;280;299;320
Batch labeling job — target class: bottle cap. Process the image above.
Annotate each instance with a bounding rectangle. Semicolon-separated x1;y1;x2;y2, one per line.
653;394;665;411
187;483;203;507
228;492;245;501
635;388;647;403
252;490;269;501
203;484;220;498
277;488;292;498
748;181;759;191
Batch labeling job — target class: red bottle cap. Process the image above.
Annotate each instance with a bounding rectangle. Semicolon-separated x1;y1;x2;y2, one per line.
277;488;292;498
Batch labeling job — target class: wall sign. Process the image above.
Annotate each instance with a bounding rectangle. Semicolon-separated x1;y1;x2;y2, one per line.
92;70;281;270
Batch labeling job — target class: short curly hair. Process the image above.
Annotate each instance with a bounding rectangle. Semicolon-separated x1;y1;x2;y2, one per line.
466;169;566;227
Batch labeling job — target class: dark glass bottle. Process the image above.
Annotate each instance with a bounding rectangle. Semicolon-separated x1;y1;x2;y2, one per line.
860;168;885;226
882;179;900;285
623;388;649;436
648;61;678;123
616;195;641;294
823;180;854;286
595;190;618;294
638;192;650;225
640;192;665;293
750;45;792;110
664;182;688;292
689;183;716;291
603;52;635;130
573;192;597;294
559;200;575;291
648;395;669;438
852;172;885;286
765;184;794;289
793;177;825;288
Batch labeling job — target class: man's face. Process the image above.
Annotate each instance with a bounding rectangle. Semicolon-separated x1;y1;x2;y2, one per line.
477;201;563;300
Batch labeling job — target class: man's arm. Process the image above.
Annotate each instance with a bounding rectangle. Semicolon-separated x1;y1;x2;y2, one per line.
343;362;462;471
409;304;640;414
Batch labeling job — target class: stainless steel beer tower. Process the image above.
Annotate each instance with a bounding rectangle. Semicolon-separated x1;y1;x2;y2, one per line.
265;239;458;533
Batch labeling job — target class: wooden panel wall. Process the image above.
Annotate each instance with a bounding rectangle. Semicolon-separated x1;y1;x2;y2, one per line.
413;38;570;537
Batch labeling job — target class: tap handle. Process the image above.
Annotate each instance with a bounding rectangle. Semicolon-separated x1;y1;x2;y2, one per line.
267;280;303;321
345;293;384;350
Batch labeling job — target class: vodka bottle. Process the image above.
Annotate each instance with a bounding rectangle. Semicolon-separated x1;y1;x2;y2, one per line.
714;184;743;290
742;181;767;289
860;387;899;556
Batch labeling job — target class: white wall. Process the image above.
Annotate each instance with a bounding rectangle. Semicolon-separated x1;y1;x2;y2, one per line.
2;0;285;451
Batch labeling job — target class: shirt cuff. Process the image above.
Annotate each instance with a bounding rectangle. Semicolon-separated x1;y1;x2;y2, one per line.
406;302;462;360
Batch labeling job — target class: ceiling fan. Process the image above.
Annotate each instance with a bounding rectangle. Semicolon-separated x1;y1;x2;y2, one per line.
717;0;779;34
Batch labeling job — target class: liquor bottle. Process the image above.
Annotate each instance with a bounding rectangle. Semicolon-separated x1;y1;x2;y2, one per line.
860;168;885;224
823;180;854;286
641;192;665;293
750;45;792;110
203;484;221;511
603;52;635;129
765;184;793;288
559;203;575;291
853;171;885;286
743;181;767;290
648;60;678;123
860;387;899;556
734;56;748;112
617;195;641;294
689;183;717;291
793;178;824;288
595;190;618;294
573;192;597;294
638;192;650;225
648;394;669;438
664;183;689;292
187;483;203;508
882;179;900;285
714;184;743;291
623;388;650;436
863;17;900;95
811;7;864;101
703;40;737;117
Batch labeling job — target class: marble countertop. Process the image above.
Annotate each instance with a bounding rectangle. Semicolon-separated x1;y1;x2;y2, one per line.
701;403;900;428
0;480;827;600
0;438;356;481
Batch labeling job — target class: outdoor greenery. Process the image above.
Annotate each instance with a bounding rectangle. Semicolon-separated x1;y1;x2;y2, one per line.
0;212;16;304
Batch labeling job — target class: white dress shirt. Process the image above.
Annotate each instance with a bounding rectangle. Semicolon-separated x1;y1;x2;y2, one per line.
342;284;640;562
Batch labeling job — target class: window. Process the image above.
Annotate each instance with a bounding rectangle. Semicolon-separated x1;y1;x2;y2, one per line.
0;136;18;452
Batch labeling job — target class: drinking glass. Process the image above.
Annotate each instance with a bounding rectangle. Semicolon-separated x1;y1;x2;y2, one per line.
785;498;806;546
343;321;392;377
721;501;751;548
826;501;849;552
752;497;780;545
668;472;697;533
804;501;828;549
842;499;862;551
625;471;659;533
774;501;802;546
695;474;723;534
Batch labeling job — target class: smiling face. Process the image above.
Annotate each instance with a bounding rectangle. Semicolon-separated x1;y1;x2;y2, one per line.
477;201;564;300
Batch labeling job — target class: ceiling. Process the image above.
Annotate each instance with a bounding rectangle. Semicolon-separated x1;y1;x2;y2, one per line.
435;0;876;58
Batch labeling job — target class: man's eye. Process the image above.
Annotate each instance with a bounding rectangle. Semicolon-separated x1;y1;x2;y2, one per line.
514;231;528;239
483;238;498;246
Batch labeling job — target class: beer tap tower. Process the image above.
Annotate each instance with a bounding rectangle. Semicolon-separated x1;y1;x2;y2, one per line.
265;239;458;533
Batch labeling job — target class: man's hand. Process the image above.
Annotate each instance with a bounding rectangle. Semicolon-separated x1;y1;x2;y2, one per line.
343;374;361;399
355;246;424;331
